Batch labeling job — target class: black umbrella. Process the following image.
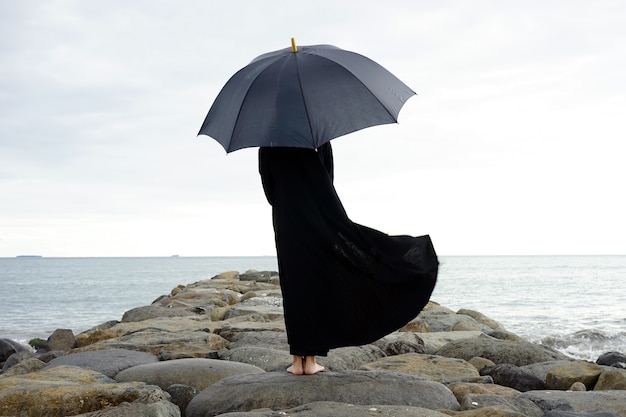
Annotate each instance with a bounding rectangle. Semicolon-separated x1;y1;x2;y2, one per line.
198;39;415;152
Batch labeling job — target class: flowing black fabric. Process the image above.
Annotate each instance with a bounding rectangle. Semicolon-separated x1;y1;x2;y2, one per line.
259;144;438;356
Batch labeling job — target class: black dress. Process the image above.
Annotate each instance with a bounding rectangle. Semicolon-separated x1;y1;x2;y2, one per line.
259;143;438;356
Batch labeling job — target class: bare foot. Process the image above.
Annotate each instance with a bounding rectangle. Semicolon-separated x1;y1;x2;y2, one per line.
287;356;304;375
304;356;325;375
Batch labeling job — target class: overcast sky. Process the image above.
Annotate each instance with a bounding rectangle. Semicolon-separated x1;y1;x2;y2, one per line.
1;0;625;257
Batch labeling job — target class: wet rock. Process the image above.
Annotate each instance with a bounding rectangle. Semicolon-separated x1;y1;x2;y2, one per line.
520;391;626;417
596;352;626;368
594;368;626;390
460;394;544;417
47;328;77;351
0;338;29;364
43;349;158;378
115;357;265;390
359;353;480;383
480;363;545;392
0;365;170;417
436;335;570;366
185;370;460;417
546;361;604;390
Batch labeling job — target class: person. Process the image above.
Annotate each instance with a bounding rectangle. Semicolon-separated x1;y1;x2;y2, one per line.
258;142;438;375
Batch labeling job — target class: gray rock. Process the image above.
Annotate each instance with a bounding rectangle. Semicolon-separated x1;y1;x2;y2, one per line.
521;360;576;382
228;330;289;350
47;328;77;351
121;305;195;322
596;351;626;368
543;411;622;417
185;370;460;417
1;350;34;372
73;400;181;416
165;384;199;416
521;391;626;417
223;304;284;321
43;349;159;377
359;353;480;383
239;270;278;282
211;401;451;417
436;335;570;366
461;393;544;417
218;346;291;372
415;309;490;332
0;338;29;363
115;358;265;390
374;332;426;355
0;365;171;417
0;357;46;377
414;331;483;354
480;363;546;392
319;345;387;371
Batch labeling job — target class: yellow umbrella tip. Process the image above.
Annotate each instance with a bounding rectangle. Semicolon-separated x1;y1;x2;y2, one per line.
291;37;297;53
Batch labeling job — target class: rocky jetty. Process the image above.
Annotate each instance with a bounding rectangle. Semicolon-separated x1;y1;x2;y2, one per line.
1;269;625;417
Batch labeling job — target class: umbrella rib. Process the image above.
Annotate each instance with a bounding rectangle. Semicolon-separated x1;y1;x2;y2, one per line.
293;54;317;147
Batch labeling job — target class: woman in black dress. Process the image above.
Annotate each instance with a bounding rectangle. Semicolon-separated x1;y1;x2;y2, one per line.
259;142;438;375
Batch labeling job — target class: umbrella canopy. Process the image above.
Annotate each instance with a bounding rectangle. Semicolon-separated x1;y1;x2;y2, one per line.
198;40;416;152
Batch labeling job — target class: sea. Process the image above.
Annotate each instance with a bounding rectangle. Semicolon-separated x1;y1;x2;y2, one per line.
1;255;624;362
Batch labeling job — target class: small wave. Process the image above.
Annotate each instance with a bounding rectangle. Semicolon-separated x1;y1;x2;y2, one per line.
539;329;626;362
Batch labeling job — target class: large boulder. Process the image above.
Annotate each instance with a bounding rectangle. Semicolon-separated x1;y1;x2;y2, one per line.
520;391;626;417
47;328;77;351
546;361;605;390
373;331;426;355
594;368;626;390
0;365;170;417
596;352;626;368
72;400;180;417
121;304;195;322
202;401;451;417
521;360;576;382
460;394;544;417
414;331;483;354
480;363;546;392
446;381;521;404
0;338;29;363
115;358;265;390
359;353;480;383
185;370;460;417
218;346;290;372
43;349;158;378
76;328;230;360
436;335;570;366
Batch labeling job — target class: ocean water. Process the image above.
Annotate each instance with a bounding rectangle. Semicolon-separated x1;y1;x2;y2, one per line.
1;255;624;361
